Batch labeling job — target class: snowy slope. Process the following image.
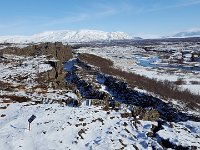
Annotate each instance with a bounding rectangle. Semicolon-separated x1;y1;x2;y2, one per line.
0;30;132;44
0;103;161;150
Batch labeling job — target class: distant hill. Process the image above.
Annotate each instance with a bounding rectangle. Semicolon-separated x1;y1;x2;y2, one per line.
0;30;134;44
170;30;200;38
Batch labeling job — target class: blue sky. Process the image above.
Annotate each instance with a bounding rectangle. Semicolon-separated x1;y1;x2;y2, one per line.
0;0;200;37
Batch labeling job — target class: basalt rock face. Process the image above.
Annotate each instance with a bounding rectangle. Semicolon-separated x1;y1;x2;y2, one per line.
38;61;67;89
2;42;72;62
0;50;2;57
66;58;200;122
2;42;73;89
97;73;200;122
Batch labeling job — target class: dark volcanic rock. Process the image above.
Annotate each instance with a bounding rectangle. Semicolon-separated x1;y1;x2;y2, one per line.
2;42;73;89
2;42;72;63
0;50;2;57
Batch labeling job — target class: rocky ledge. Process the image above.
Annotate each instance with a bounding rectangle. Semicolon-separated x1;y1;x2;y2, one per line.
1;42;73;89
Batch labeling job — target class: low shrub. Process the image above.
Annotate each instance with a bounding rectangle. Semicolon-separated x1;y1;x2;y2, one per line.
174;78;186;85
0;95;30;103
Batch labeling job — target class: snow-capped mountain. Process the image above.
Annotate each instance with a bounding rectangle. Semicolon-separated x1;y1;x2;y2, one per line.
0;30;133;43
170;30;200;38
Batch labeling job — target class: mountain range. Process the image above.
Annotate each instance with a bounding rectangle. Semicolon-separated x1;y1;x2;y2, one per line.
1;29;200;44
169;30;200;38
0;30;132;44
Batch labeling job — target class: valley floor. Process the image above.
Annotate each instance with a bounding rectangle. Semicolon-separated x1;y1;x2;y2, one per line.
0;49;200;150
76;46;200;95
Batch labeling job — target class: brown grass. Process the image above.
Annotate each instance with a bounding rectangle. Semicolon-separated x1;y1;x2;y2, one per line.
79;53;113;67
33;84;48;90
0;81;13;91
79;53;200;109
0;95;31;103
30;84;48;94
174;78;186;85
0;81;27;92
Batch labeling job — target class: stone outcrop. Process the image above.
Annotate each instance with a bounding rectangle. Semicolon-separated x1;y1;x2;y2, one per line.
97;73;200;122
38;62;67;89
66;58;200;122
0;50;2;57
2;42;72;62
132;106;160;121
2;42;73;89
65;59;114;106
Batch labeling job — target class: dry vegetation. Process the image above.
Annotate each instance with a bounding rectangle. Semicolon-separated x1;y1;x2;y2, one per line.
0;81;15;91
79;53;200;109
174;78;186;85
0;81;28;93
0;95;30;103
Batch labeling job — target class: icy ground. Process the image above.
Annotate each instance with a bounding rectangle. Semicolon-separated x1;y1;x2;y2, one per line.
76;46;200;95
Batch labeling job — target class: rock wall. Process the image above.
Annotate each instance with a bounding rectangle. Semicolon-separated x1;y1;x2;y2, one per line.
2;42;72;62
66;58;200;122
97;73;200;122
0;50;2;57
2;42;73;89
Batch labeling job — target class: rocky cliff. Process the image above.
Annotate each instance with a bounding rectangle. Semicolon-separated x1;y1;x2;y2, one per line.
2;42;73;89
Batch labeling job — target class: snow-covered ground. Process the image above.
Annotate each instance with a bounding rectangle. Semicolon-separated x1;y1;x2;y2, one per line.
157;121;200;148
76;46;200;95
0;54;77;107
0;103;156;150
1;103;200;150
0;53;200;150
0;54;52;86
